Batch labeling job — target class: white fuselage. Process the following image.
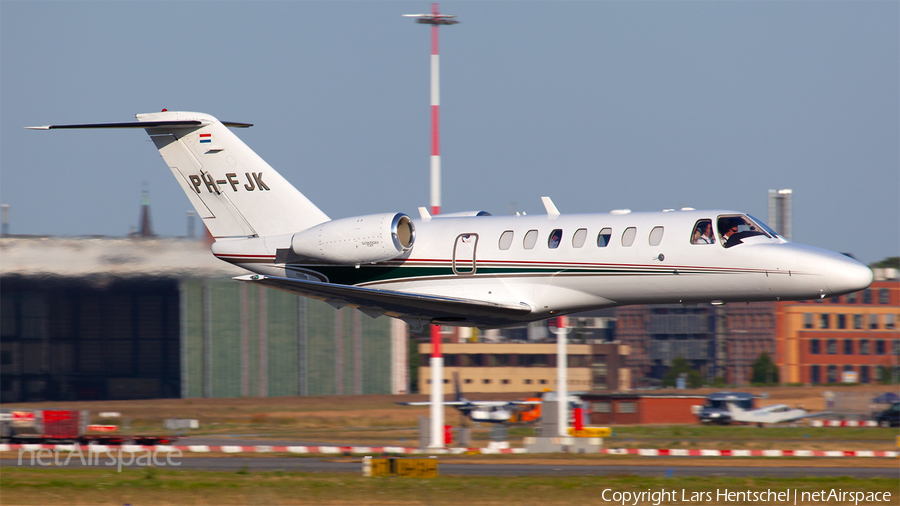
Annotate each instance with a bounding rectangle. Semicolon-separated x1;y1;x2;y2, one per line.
215;209;873;326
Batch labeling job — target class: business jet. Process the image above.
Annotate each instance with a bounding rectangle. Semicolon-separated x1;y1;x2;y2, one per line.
28;111;874;329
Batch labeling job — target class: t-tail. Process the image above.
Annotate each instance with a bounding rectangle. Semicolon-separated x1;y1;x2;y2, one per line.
28;111;329;239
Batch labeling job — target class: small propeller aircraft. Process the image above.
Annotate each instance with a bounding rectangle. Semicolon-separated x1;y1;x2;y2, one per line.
698;392;827;425
398;373;540;424
28;111;873;329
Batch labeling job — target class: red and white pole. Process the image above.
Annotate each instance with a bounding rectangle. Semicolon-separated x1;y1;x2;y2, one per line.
428;2;444;452
404;3;458;450
429;2;442;217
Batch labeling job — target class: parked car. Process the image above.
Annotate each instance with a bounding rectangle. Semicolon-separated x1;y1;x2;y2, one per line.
874;402;900;427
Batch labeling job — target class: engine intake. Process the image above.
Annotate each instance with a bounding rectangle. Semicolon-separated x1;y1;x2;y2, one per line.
291;213;415;264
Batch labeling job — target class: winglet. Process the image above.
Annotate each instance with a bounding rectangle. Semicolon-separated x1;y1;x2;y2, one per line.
418;207;432;222
541;196;560;218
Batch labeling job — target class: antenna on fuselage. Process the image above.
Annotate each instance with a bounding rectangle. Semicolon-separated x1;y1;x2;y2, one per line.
541;196;560;218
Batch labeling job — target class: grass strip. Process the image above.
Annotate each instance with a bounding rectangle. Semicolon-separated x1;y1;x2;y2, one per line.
1;467;897;505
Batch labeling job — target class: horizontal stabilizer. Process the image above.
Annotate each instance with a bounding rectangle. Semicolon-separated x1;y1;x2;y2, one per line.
26;120;252;130
235;274;532;325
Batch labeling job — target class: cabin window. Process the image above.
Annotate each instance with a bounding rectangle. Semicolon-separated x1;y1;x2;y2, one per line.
572;228;587;248
597;228;612;247
498;230;514;250
648;226;664;246
548;229;563;249
691;219;716;245
621;227;636;247
523;230;538;250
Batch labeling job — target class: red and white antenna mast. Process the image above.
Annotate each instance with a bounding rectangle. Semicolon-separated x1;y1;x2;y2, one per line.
404;4;458;216
404;3;458;450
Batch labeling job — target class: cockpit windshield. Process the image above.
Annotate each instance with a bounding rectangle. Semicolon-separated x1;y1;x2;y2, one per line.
747;215;782;239
717;214;772;248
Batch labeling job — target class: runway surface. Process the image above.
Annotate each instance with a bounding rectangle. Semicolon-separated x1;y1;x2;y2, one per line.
3;457;896;478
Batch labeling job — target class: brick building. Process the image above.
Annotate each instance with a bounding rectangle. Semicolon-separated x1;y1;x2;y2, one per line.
776;277;900;385
418;342;630;394
582;392;707;424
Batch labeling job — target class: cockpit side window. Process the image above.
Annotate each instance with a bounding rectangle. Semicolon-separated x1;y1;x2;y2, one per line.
691;219;716;245
717;215;771;248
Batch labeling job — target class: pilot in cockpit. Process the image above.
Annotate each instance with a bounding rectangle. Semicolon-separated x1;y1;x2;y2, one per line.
718;218;742;248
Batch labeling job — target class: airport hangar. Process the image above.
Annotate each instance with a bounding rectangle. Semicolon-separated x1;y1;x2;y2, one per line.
0;236;408;402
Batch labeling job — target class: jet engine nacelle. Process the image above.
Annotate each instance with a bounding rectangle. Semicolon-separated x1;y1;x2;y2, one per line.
291;213;415;264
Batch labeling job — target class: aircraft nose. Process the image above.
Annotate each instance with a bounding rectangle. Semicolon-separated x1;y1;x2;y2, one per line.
823;253;873;296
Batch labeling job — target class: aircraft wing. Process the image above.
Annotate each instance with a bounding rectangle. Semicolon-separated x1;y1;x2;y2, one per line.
397;402;468;406
235;274;532;325
398;400;540;407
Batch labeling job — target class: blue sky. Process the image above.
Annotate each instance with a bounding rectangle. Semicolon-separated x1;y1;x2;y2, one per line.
2;1;897;265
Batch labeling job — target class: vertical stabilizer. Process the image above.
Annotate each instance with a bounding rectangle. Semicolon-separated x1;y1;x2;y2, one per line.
137;111;329;238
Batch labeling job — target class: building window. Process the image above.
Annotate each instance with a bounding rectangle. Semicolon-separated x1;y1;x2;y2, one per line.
863;289;872;304
827;340;837;355
886;314;896;330
810;339;820;355
843;339;853;355
853;314;863;330
827;365;837;383
548;229;563;249
860;339;870;355
649;226;664;246
562;228;584;249
879;288;889;304
860;365;870;384
803;314;813;329
498;230;514;250
819;314;830;329
837;314;847;329
597;228;612;247
869;314;879;330
593;402;611;413
621;227;636;247
830;296;841;304
847;291;858;303
876;340;885;355
810;365;820;384
617;402;637;414
894;340;900;355
523;230;538;250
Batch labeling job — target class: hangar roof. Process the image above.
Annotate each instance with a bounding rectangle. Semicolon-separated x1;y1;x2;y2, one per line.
0;236;244;279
